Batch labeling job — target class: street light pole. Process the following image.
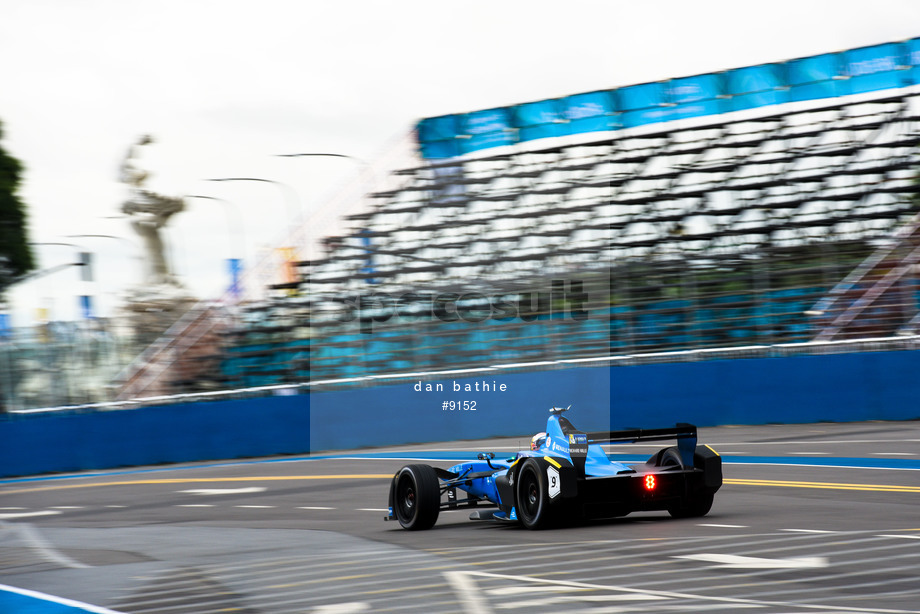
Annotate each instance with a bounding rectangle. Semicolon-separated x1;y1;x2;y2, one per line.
274;150;373;246
26;241;92;320
65;234;141;262
206;177;301;229
27;242;85;277
185;195;246;262
206;177;309;301
187;194;248;301
275;151;373;193
275;152;366;164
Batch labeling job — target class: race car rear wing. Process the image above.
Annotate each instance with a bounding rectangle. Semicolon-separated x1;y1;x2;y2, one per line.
584;423;698;467
584;423;697;445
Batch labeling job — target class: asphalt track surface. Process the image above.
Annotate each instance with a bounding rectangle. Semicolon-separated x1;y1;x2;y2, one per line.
0;421;918;613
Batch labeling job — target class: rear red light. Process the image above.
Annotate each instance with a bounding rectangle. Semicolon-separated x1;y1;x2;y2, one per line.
644;475;656;491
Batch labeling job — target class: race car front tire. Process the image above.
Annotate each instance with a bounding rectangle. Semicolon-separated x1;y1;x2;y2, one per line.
515;458;557;530
393;464;440;530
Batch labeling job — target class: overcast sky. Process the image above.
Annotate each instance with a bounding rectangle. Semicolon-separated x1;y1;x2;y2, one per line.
2;0;919;324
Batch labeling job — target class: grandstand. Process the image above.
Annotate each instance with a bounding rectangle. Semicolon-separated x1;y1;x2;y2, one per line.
212;87;919;389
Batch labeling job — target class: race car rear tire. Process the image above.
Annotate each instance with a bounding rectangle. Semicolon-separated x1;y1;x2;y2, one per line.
651;446;722;487
515;458;556;530
652;446;719;518
650;447;685;468
393;464;440;530
668;492;714;518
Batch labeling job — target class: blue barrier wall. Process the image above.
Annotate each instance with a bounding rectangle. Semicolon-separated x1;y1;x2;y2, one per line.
2;351;919;478
310;350;920;451
308;366;613;452
610;351;920;427
0;394;309;478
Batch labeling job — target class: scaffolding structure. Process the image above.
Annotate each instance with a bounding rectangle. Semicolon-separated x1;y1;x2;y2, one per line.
309;95;919;291
216;93;911;386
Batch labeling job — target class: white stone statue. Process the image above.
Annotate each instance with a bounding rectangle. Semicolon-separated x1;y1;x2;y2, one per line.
120;135;185;287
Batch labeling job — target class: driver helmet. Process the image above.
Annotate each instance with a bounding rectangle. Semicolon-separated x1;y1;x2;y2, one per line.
530;432;547;451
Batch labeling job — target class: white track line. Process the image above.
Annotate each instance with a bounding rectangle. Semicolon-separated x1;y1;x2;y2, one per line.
0;522;89;569
0;510;61;520
780;528;837;534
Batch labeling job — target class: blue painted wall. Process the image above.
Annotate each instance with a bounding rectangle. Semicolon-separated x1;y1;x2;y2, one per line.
2;351;918;478
0;394;309;478
610;351;920;427
308;366;612;452
310;351;920;451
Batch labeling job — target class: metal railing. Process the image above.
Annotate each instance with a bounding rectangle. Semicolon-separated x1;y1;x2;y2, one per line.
6;333;920;415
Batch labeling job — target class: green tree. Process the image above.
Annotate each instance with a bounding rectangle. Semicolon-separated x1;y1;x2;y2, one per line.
0;119;34;294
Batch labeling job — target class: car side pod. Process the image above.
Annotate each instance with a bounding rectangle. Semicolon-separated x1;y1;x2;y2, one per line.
696;444;723;491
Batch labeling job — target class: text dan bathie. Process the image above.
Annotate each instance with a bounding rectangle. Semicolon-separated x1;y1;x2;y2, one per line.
414;380;508;392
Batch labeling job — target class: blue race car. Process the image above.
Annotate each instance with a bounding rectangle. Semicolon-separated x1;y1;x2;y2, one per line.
385;406;722;530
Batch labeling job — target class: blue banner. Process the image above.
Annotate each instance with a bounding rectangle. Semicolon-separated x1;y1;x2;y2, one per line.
618;82;665;128
665;73;725;121
227;258;242;299
417;114;457;142
725;64;786;111
416;37;920;159
843;43;910;94
843;42;908;94
79;295;93;319
562;91;615;134
360;231;377;285
514;98;565;142
417;115;462;159
458;107;517;154
911;38;920;84
785;53;842;102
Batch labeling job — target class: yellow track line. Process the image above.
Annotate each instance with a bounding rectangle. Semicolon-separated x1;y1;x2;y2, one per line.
725;478;920;493
2;475;916;496
0;474;392;495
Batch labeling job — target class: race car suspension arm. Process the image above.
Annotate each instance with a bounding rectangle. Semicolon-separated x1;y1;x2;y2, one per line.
439;493;486;510
436;466;501;488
